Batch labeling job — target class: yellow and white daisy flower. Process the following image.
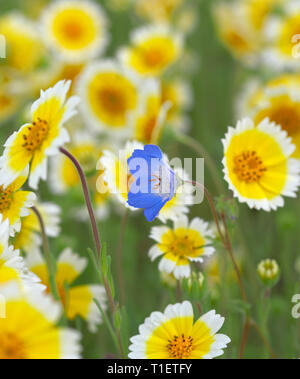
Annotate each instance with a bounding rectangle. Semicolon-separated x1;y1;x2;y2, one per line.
14;202;61;256
129;301;230;359
0;280;81;359
50;132;102;194
236;74;300;120
135;0;183;23
0;90;20;124
77;60;139;137
0;80;79;189
40;0;109;63
244;0;281;31
162;78;193;130
133;79;170;144
222;117;300;211
264;1;300;70
118;25;183;77
35;60;85;98
253;85;300;159
149;215;215;279
0;168;36;236
26;248;107;333
0;220;42;289
0;13;45;74
100;140;144;209
213;2;259;65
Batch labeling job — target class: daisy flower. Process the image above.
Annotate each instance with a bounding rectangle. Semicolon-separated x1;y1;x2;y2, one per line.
0;13;45;74
244;0;281;31
222;118;300;211
213;2;259;65
40;0;109;63
135;0;183;23
129;301;230;359
161;78;193;130
149;215;215;279
0;220;42;290
0;80;80;189
50;133;102;194
26;248;107;333
253;85;300;159
118;25;183;77
0;168;36;236
264;1;300;70
14;202;61;256
100;140;144;209
133;79;170;144
0;281;81;359
77;60;139;137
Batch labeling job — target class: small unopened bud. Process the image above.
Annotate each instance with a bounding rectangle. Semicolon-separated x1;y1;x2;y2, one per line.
187;272;205;292
257;259;280;287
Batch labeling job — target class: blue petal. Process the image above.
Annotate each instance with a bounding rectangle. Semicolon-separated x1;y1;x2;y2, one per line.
144;198;168;222
144;145;163;159
127;191;161;208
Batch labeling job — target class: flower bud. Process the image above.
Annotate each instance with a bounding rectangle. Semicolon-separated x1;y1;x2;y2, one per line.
257;259;280;287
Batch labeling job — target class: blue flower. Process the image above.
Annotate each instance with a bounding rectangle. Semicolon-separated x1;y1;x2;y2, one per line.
127;145;177;222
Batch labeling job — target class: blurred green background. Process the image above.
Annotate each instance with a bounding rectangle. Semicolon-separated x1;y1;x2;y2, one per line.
0;0;299;359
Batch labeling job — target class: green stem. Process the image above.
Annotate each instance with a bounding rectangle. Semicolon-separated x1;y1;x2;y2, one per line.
60;147;124;357
31;206;60;301
116;209;129;306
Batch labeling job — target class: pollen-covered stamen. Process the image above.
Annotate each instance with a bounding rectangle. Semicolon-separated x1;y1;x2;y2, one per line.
167;334;193;359
149;174;161;190
22;118;49;152
0;333;27;359
234;150;267;183
0;186;13;212
161;234;199;257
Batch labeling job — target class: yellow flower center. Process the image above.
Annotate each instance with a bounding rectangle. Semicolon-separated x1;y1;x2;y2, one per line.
98;87;127;115
165;235;198;257
22;118;49;152
0;333;27;359
167;334;193;359
0;186;12;212
234;150;267;183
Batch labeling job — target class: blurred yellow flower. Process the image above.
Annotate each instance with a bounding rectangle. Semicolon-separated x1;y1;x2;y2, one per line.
0;13;45;73
100;140;143;208
222;118;300;211
264;2;300;70
0;220;41;289
26;248;106;333
0;281;81;358
214;2;259;64
0;168;36;236
41;0;109;62
14;202;61;256
133;79;169;144
135;0;183;23
119;25;183;77
0;80;79;189
77;60;139;137
254;89;300;159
